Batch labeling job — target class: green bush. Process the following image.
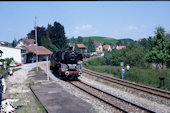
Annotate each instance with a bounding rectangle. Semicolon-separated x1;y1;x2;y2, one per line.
83;59;170;91
0;58;14;70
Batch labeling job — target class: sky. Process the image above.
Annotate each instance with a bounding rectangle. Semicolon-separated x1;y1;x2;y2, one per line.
0;1;170;43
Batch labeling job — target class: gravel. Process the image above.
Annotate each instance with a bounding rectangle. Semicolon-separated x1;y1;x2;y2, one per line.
4;62;170;113
40;63;120;113
40;62;170;113
79;73;170;113
4;62;47;113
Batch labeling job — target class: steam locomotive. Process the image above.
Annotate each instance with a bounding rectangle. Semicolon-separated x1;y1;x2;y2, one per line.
50;47;83;80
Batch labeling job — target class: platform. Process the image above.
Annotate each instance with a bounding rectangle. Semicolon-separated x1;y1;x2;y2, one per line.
31;81;94;113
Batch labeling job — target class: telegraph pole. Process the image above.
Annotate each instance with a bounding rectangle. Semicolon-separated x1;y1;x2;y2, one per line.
35;16;38;72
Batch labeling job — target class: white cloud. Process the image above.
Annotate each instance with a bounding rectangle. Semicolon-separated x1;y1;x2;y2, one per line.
75;24;93;30
140;24;146;28
127;25;138;30
65;32;69;37
91;30;97;35
73;30;79;35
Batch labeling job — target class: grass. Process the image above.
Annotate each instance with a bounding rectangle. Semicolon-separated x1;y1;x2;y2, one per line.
32;67;43;73
12;68;22;73
27;80;47;113
32;92;47;113
83;61;170;91
0;67;6;74
28;80;35;87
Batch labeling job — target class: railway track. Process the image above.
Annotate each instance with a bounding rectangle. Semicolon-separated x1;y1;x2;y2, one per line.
83;68;170;100
70;80;155;113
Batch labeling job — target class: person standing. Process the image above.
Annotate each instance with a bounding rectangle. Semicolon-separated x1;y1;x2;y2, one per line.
3;61;7;70
122;67;125;80
126;64;130;71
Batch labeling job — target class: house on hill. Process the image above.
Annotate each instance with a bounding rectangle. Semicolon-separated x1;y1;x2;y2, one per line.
16;38;35;48
116;46;126;50
75;44;87;53
20;45;52;63
136;38;148;42
0;42;5;46
95;42;103;53
103;45;112;51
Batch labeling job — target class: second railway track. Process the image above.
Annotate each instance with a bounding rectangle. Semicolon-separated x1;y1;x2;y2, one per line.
83;68;170;100
70;80;155;113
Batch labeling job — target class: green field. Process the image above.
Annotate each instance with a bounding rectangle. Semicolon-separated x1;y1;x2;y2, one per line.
68;36;118;45
82;36;118;44
83;60;170;91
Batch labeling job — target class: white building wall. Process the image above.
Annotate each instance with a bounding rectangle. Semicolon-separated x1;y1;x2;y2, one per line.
16;40;25;48
0;46;22;63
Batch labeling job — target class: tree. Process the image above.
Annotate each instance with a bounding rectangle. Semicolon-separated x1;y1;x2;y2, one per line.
41;36;58;52
49;21;67;50
69;37;76;43
87;38;95;52
138;37;153;50
145;26;170;69
11;38;17;47
77;36;83;43
111;49;124;65
125;46;146;66
47;24;53;39
27;26;47;46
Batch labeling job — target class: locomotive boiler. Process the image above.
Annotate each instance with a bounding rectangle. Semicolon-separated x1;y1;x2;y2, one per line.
50;47;83;80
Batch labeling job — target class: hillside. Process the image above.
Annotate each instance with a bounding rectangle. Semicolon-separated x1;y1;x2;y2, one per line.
68;36;118;45
118;38;134;42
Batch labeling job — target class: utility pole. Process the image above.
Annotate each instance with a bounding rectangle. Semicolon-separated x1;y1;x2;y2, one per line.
35;16;38;72
46;56;49;81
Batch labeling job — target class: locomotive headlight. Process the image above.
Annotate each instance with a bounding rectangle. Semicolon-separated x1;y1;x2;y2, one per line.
78;72;82;76
65;71;69;76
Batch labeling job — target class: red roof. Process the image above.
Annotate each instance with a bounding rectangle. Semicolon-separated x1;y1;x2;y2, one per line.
76;44;87;48
103;45;110;50
20;38;35;45
119;46;126;50
20;45;52;55
95;42;102;47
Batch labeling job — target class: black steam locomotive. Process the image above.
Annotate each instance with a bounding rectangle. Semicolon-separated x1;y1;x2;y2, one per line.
50;47;83;80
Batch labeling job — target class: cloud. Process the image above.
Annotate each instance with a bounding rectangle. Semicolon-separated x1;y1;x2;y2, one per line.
73;30;79;35
75;24;93;30
140;24;146;28
91;30;97;35
127;25;138;30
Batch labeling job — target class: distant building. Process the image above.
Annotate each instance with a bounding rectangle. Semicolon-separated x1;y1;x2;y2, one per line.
16;38;35;48
20;45;52;63
95;42;103;53
68;43;76;50
103;45;112;51
0;46;22;63
116;45;126;50
112;45;117;49
0;42;5;46
136;38;148;42
75;44;87;53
